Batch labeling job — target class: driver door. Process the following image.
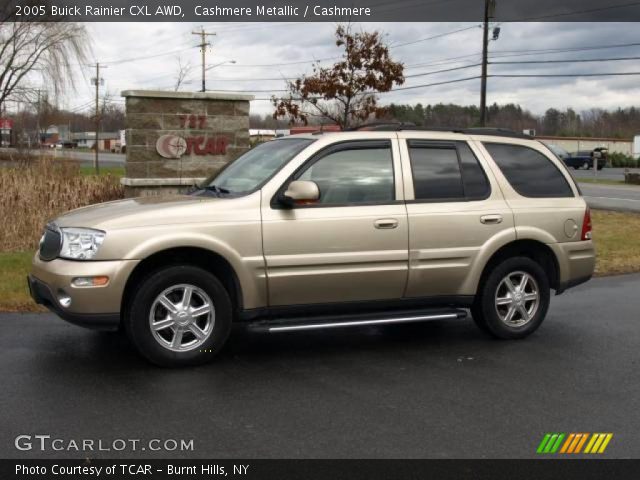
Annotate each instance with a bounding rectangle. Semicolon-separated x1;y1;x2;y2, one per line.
261;139;409;307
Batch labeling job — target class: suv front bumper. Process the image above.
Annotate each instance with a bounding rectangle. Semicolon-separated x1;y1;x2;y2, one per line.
28;254;139;331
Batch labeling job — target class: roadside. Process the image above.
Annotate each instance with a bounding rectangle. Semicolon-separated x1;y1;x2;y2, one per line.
2;210;639;312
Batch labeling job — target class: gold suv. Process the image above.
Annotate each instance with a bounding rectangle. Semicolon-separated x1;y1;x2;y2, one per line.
29;127;595;366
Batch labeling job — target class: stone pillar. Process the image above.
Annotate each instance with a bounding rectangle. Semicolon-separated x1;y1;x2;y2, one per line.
120;90;253;197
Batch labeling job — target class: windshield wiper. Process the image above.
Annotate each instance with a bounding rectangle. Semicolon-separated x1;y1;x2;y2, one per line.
201;184;231;194
189;183;232;196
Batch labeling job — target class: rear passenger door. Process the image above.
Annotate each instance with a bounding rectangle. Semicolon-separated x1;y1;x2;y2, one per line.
399;135;515;298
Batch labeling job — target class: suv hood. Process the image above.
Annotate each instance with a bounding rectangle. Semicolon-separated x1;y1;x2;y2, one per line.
54;195;226;230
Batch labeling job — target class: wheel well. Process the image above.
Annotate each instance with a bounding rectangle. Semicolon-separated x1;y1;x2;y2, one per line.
478;240;560;292
121;247;242;318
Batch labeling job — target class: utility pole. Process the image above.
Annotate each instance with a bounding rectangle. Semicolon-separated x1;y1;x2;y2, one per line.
480;0;494;127
35;89;41;150
91;62;106;174
192;27;216;92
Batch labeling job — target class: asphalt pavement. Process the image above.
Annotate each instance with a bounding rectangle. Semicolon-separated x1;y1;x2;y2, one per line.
579;183;640;212
1;273;639;459
572;167;640;182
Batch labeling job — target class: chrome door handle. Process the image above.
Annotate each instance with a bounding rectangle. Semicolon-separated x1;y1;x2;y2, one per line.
480;214;503;225
374;218;399;229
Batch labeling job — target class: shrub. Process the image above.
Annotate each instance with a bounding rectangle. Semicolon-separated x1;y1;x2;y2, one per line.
0;158;124;252
608;152;639;168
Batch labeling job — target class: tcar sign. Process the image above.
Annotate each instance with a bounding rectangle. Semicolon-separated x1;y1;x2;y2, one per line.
156;135;227;159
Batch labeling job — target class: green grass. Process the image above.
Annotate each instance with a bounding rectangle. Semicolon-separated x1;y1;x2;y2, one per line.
578;178;629;186
0;251;43;312
2;211;640;312
79;165;125;178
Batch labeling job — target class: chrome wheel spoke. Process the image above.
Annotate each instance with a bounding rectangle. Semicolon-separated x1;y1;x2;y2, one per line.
519;274;530;292
182;286;193;308
190;304;211;317
496;296;512;306
523;293;538;302
171;328;184;349
152;317;175;331
504;277;518;295
516;304;530;321
504;305;516;323
188;324;206;340
158;295;178;314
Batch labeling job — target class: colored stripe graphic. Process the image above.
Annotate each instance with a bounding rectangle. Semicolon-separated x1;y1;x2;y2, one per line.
585;433;613;454
538;433;613;454
537;433;565;453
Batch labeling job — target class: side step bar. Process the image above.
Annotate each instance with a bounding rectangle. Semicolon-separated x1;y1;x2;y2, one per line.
247;309;467;333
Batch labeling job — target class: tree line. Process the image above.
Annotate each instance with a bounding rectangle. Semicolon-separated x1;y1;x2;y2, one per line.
382;103;640;139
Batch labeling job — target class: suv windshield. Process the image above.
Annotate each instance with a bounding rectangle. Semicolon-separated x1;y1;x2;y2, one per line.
196;138;314;196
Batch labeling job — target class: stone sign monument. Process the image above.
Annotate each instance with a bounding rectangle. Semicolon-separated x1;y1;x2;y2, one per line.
121;90;253;197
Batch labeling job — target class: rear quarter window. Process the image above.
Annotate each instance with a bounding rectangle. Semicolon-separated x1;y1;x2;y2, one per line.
483;143;574;198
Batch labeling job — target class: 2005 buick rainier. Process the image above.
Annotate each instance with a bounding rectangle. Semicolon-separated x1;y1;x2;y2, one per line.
29;126;595;366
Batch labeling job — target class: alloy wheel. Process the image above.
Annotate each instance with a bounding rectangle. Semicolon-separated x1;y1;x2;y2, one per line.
148;284;215;352
494;271;540;327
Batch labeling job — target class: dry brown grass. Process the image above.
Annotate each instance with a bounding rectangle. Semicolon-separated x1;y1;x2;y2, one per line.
0;158;124;252
592;209;640;276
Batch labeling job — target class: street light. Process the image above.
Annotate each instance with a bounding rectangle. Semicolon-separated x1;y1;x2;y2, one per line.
205;60;236;72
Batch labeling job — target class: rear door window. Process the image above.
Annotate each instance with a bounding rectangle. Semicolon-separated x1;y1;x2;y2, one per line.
407;140;490;202
483;143;573;198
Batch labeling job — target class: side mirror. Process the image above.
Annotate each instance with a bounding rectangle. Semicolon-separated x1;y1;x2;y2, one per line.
280;180;320;207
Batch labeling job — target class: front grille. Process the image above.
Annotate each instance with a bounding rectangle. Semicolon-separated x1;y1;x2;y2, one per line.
39;224;61;261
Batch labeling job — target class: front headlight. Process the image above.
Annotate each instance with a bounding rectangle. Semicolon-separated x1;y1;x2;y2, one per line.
59;228;106;260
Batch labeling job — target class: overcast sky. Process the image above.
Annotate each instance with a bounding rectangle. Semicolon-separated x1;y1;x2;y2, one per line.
55;21;640;117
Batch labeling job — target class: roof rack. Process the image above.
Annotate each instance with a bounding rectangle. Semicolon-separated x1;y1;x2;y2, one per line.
347;123;533;139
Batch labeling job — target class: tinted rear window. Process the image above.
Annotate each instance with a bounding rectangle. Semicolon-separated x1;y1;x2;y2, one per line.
483;143;573;198
408;141;490;201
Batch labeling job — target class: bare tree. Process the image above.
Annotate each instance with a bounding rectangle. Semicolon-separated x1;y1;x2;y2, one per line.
173;56;193;91
273;24;404;129
0;8;90;110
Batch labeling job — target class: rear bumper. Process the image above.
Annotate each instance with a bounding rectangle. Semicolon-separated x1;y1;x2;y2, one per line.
550;240;596;294
28;275;120;331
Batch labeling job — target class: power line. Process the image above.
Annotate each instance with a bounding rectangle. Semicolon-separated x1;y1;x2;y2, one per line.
405;62;482;78
390;24;480;49
489;41;640;58
517;1;640;21
99;46;195;66
491;72;640;78
490;56;640;64
384;75;481;92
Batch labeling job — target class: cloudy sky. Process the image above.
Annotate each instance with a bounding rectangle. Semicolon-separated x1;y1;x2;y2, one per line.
57;21;640;117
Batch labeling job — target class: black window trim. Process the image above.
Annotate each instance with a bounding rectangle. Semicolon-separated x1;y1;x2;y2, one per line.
483;141;575;199
270;139;400;209
406;139;492;204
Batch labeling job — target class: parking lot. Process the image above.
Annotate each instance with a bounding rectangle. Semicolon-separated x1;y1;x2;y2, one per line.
1;273;639;459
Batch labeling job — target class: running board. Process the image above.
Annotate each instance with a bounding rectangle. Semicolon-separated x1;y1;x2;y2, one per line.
247;309;467;333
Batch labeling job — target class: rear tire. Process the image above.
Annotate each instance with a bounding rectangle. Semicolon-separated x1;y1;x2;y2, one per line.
124;265;232;367
472;257;550;339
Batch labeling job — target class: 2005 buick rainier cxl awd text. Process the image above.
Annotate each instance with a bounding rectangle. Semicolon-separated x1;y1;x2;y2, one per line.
29;126;595;366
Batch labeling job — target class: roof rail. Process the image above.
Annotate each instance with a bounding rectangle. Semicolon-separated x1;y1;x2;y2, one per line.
346;122;416;131
345;123;533;139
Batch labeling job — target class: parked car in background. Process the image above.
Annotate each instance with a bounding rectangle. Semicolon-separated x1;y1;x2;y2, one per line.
543;143;607;170
569;149;607;170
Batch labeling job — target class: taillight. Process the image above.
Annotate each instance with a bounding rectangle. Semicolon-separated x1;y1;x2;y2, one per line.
581;207;592;241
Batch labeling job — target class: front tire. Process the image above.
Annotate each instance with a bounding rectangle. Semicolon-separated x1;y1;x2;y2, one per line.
124;265;232;367
472;257;550;339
